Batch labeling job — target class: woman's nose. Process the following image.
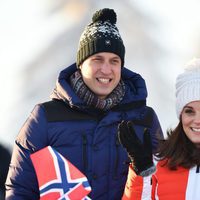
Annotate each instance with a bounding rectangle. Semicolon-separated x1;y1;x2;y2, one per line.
194;112;200;125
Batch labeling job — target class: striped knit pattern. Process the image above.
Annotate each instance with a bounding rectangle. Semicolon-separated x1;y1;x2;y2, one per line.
70;70;125;110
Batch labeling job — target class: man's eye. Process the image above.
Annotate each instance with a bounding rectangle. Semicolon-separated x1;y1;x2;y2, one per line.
93;58;102;61
112;60;120;64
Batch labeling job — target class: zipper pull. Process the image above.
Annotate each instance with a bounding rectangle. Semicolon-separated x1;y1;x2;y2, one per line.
196;165;200;173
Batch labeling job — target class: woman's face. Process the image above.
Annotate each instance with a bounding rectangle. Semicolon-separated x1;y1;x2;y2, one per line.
181;100;200;148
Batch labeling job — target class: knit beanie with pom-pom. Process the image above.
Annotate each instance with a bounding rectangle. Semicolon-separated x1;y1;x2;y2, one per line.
76;8;125;67
175;58;200;118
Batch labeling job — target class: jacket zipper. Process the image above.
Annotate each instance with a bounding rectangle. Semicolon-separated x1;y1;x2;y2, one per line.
82;134;87;173
113;135;120;179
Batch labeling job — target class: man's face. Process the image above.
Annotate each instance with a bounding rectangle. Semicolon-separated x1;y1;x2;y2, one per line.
79;52;121;99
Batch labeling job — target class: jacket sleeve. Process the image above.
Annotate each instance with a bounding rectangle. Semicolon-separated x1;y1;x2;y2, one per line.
5;104;48;200
150;109;163;152
122;165;152;200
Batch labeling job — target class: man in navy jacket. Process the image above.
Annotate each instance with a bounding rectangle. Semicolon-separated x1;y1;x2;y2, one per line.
6;8;163;200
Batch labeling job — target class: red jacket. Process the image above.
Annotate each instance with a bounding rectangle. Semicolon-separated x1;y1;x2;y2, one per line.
123;161;200;200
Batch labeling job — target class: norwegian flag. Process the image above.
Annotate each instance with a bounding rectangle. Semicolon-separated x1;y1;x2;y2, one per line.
30;146;92;200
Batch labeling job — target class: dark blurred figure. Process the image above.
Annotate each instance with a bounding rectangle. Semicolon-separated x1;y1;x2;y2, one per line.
0;144;11;200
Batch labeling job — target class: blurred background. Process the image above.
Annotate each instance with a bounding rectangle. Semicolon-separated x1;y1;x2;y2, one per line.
1;0;200;151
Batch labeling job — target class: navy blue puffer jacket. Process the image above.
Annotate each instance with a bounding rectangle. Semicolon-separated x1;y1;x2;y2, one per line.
5;63;163;200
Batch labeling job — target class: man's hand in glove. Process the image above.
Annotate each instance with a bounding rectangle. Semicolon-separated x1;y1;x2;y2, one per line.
118;121;154;176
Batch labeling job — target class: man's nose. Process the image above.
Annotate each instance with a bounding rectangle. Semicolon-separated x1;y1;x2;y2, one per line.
100;62;112;74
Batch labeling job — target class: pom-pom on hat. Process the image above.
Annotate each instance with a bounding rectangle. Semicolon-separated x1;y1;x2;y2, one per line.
175;58;200;118
76;8;125;67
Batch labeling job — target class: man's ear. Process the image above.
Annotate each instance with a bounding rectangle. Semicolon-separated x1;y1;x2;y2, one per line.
79;64;82;70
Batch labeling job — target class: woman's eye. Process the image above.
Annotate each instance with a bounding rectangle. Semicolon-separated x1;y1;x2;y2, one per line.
184;109;194;114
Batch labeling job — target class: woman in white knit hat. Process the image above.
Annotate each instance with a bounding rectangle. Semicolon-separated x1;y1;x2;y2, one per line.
118;58;200;199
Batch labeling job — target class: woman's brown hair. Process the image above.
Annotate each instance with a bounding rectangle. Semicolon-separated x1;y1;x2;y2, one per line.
156;121;200;170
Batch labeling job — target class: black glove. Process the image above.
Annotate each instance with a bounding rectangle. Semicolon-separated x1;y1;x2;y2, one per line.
118;121;153;175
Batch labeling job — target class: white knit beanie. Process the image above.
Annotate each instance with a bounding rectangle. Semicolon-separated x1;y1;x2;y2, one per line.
176;58;200;118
